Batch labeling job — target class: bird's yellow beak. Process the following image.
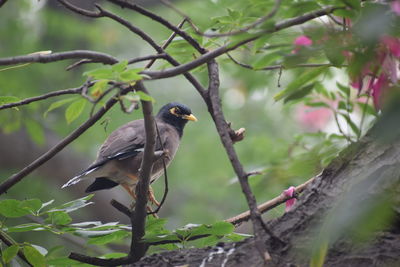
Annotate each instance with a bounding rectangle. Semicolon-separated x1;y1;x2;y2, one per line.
183;114;198;122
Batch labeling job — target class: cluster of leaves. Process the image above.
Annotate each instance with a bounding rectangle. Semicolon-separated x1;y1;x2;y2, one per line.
0;195;245;266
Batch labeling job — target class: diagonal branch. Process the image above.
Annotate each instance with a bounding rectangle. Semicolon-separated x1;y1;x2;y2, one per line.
58;0;208;100
107;0;207;54
0;85;133;195
205;60;271;261
0;50;118;66
0;86;83;111
140;5;340;80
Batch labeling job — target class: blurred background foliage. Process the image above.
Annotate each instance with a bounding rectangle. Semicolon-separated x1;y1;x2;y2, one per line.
1;0;395;263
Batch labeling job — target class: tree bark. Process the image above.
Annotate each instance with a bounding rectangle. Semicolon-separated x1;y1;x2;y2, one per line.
128;115;400;266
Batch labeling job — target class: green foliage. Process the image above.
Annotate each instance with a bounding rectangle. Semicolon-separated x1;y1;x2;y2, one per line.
2;244;19;264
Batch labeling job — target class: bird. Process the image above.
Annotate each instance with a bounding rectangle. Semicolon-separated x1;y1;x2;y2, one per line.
62;102;197;205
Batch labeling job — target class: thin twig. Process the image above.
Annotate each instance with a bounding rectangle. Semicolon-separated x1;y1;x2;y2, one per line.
226;175;317;226
147;122;169;215
0;230;33;266
227;53;344;71
110;199;132;217
0;87;83;111
0;50;118;66
0;85;133;195
140;6;340;80
107;0;207;54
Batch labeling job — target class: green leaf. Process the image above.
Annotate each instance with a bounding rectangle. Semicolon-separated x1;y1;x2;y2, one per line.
274;67;327;101
336;82;350;98
49;195;93;213
88;230;129;245
111;60;128;73
23;246;46;267
0;199;41;218
7;223;45;233
91;80;109;97
44;97;76;117
135;91;155;102
83;68;113;79
305;102;331;108
0;96;20;110
46;257;83;267
25;120;45;146
119;69;143;82
357;102;377;117
310;241;328;267
46;211;72;226
284;83;315;103
65;98;86;124
102;253;128;259
225;232;250;242
252;52;281;69
339;112;361;137
208;221;234;235
2;245;19;263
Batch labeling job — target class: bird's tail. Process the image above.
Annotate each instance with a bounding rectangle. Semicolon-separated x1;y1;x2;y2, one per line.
61;166;99;188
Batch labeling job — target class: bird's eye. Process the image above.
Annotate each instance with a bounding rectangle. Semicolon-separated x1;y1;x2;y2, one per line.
169;107;181;116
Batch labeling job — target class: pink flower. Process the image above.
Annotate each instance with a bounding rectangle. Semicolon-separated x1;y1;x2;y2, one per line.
296;105;332;132
292;35;313;54
371;73;389;109
294;35;313;46
381;35;400;58
391;0;400;16
283;186;297;212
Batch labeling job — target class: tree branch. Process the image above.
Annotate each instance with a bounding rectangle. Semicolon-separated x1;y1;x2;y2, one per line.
205;60;271;261
140;5;340;80
0;86;84;111
58;0;208;99
0;230;33;267
130;81;157;262
107;0;207;54
0;50;118;66
0;85;133;195
226;175;317;226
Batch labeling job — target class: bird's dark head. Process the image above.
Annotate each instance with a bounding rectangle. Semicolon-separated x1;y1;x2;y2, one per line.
156;102;197;136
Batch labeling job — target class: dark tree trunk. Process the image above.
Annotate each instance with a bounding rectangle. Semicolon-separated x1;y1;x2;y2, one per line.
129;111;400;266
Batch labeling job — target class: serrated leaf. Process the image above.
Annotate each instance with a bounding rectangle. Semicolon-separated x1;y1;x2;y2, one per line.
83;68;113;79
284;83;315;103
23;246;46;267
135;91;154;102
119;69;143;82
46;211;72;226
65;98;86;124
111;60;128;73
2;245;19;263
252;52;281;69
25;120;45;146
274;67;327;101
44;97;76;118
88;230;129;245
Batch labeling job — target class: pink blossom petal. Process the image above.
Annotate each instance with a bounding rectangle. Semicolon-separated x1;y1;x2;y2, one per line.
296;105;332;132
283;186;297;212
381;35;400;58
294;35;313;46
371;73;389;110
391;0;400;16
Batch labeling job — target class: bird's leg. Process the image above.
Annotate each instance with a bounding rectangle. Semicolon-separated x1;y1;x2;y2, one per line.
148;186;160;207
121;182;159;217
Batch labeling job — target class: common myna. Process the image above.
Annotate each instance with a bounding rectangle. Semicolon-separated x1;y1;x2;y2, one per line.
62;102;197;205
